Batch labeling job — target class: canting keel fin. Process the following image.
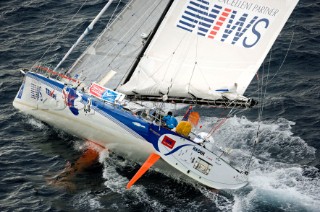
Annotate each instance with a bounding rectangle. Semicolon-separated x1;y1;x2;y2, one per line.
126;153;161;189
47;141;105;190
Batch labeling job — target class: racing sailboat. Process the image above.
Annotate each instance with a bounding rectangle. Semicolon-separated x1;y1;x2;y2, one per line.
13;0;298;190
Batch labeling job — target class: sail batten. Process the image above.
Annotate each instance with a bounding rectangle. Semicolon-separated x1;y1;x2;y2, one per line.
118;0;299;101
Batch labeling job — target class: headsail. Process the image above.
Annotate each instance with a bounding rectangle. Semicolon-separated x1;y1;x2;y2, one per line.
70;0;171;89
118;0;299;103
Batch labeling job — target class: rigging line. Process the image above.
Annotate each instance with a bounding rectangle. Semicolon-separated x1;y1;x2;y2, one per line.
32;0;88;69
267;30;295;85
69;0;143;76
190;10;214;92
155;2;177;86
259;59;265;118
230;108;248;117
68;0;134;73
173;9;204;97
196;64;212;91
150;0;200;85
264;7;298;88
206;108;230;138
187;9;202;94
259;49;273;124
244;63;263;171
185;7;202;95
245;109;263;170
126;27;190;92
118;36;168;89
259;48;273;118
227;106;239;117
147;28;190;80
188;43;198;93
55;0;115;72
187;32;199;95
149;30;189;80
161;52;178;86
115;12;160;85
108;0;163;64
165;4;199;93
260;49;273;118
101;0;165;81
90;0;123;50
80;0;162;79
187;63;197;95
105;0;123;32
245;49;273;171
119;0;170;85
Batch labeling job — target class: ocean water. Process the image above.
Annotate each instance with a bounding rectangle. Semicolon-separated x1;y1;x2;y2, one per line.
1;0;320;211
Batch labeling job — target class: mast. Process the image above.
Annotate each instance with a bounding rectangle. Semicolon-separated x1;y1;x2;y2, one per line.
121;0;174;85
53;0;114;72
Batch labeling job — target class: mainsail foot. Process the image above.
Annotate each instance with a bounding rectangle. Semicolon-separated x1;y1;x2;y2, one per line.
126;95;258;108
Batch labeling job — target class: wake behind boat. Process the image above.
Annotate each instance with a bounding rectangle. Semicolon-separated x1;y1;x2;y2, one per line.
13;0;299;190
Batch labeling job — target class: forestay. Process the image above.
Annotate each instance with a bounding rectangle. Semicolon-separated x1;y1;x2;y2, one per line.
70;0;171;89
118;0;299;101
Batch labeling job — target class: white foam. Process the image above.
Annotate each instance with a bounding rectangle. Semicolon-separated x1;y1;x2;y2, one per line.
72;140;85;151
100;155;167;210
192;115;319;211
27;118;46;130
245;165;320;210
72;192;104;210
212;116;318;210
102;159;128;193
199;187;234;211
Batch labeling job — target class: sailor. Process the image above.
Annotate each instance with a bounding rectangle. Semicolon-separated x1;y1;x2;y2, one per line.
162;111;178;129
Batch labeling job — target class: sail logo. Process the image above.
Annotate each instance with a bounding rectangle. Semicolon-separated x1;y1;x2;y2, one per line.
176;0;270;48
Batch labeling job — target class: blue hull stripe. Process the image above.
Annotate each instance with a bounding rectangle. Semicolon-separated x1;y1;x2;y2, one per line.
27;72;64;91
164;144;193;156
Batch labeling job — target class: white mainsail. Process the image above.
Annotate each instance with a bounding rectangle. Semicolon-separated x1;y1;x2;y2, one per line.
70;0;171;89
118;0;299;101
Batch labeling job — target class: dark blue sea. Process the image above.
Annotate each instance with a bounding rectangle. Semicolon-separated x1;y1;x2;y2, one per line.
1;0;319;211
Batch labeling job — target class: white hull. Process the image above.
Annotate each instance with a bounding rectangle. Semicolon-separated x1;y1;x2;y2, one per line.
13;72;248;189
13;73;155;163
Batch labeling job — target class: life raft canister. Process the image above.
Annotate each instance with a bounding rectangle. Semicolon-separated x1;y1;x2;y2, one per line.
176;121;192;137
